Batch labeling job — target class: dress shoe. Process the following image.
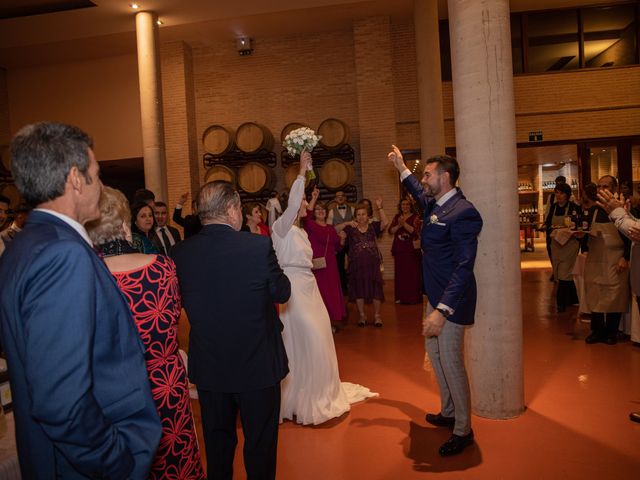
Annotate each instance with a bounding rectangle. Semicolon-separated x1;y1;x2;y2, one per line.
374;315;383;327
425;412;455;428
630;412;640;423
439;430;474;456
585;332;603;344
604;335;617;345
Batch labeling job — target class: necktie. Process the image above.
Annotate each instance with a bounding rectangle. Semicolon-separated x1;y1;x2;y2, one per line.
159;227;172;255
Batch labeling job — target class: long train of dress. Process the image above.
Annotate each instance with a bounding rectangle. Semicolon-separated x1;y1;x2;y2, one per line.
272;174;377;425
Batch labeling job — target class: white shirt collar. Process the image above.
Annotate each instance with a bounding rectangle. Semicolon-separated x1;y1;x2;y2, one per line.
34;208;93;246
436;188;457;207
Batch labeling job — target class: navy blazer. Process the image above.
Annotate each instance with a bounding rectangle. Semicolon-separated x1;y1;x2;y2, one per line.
0;211;161;479
403;176;483;325
172;223;290;392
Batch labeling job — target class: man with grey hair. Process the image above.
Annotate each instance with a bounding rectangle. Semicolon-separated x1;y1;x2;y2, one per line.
172;180;291;480
0;122;161;478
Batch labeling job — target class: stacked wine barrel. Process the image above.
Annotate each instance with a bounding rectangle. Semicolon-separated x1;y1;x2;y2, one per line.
201;118;357;202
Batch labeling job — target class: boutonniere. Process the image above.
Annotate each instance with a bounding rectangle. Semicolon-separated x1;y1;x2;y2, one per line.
430;214;439;224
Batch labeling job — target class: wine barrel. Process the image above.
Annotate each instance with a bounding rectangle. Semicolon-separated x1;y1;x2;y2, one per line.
280;122;310;143
317;118;350;150
284;163;313;189
319;158;355;191
204;165;236;185
236;122;274;154
0;183;22;207
0;145;11;173
237;162;275;194
202;125;235;156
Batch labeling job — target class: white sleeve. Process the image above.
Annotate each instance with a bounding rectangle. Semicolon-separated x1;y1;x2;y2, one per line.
399;169;412;181
272;175;305;238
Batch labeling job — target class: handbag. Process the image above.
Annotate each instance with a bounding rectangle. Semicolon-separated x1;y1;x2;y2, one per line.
311;231;331;270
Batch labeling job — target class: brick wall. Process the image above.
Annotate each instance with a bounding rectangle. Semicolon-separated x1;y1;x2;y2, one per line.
352;16;399;278
161;41;199;221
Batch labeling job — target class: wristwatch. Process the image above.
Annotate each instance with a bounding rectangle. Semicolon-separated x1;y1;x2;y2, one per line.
436;307;450;318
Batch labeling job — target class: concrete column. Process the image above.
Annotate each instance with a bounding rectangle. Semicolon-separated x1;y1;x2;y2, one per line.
448;0;524;418
136;11;167;201
414;0;445;157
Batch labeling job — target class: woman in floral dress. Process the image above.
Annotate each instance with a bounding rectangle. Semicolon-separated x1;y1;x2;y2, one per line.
87;187;205;479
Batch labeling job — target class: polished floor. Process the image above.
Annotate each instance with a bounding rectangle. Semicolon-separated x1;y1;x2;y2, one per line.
182;249;640;479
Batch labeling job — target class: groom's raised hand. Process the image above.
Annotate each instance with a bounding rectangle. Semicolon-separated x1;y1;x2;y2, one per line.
388;145;407;173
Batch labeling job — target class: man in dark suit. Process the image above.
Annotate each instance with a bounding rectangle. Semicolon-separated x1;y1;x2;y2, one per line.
153;200;181;254
173;191;202;238
389;145;483;456
172;180;291;480
0;122;161;478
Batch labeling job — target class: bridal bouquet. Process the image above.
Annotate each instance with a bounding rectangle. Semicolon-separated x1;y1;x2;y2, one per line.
283;127;321;180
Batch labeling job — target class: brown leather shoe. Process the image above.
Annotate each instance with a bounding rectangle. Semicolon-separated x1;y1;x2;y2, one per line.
438;430;474;456
630;412;640;423
425;412;455;428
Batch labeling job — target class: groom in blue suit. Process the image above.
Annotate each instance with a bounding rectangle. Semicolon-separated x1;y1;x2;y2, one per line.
389;145;483;456
0;123;161;478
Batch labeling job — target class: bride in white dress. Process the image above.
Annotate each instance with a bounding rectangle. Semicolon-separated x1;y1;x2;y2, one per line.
272;151;377;425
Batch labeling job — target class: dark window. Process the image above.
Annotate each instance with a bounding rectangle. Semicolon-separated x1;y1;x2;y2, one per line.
527;9;579;72
511;14;524;73
583;4;637;68
439;20;452;81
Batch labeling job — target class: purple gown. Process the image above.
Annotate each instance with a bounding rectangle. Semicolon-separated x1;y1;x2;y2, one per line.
303;217;347;323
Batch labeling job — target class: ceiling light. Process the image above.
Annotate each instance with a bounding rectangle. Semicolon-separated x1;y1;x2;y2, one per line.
130;2;140;9
157;19;163;25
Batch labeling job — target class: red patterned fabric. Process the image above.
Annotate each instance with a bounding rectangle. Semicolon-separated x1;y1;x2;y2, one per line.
113;255;205;479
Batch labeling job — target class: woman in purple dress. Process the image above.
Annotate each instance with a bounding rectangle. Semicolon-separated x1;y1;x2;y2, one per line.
304;187;347;330
388;197;422;304
338;199;389;327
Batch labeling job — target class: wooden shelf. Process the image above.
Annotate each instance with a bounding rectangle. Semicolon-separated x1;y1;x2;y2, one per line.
518;190;538;195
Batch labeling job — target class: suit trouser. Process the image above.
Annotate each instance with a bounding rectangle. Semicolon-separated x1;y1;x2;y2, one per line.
425;303;471;436
198;384;281;480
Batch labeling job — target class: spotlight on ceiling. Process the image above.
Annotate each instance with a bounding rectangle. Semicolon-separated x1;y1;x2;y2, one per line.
237;37;254;56
130;3;140;9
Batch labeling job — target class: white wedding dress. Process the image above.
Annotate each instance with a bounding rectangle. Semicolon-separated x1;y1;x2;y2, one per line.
272;175;378;425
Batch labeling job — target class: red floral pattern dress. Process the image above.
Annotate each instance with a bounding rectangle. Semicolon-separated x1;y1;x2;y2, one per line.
112;255;205;479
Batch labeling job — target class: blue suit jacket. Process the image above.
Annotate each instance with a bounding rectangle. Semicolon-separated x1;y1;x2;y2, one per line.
403;176;483;325
0;211;161;479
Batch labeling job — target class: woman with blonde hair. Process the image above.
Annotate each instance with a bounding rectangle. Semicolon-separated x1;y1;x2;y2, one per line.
86;186;204;479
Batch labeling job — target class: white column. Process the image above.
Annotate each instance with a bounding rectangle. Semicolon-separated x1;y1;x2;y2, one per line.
414;0;445;157
448;0;524;419
136;11;167;201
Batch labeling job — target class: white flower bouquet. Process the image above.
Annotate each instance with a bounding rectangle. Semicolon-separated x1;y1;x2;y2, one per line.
283;127;321;180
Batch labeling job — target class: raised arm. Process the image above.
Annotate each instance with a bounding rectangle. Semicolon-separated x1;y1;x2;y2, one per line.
375;197;389;231
388;145;429;211
307;186;320;212
272;151;311;238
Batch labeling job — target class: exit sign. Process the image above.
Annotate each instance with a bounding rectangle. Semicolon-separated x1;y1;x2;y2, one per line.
529;131;543;142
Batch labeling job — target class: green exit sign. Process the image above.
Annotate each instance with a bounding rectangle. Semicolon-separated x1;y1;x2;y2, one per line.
528;131;543;142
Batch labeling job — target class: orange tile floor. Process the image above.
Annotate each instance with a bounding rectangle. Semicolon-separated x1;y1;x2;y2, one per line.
182;265;640;479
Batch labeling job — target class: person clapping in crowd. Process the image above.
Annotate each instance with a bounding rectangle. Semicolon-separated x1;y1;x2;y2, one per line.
87;186;205;479
388;197;422;304
338;198;389;326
